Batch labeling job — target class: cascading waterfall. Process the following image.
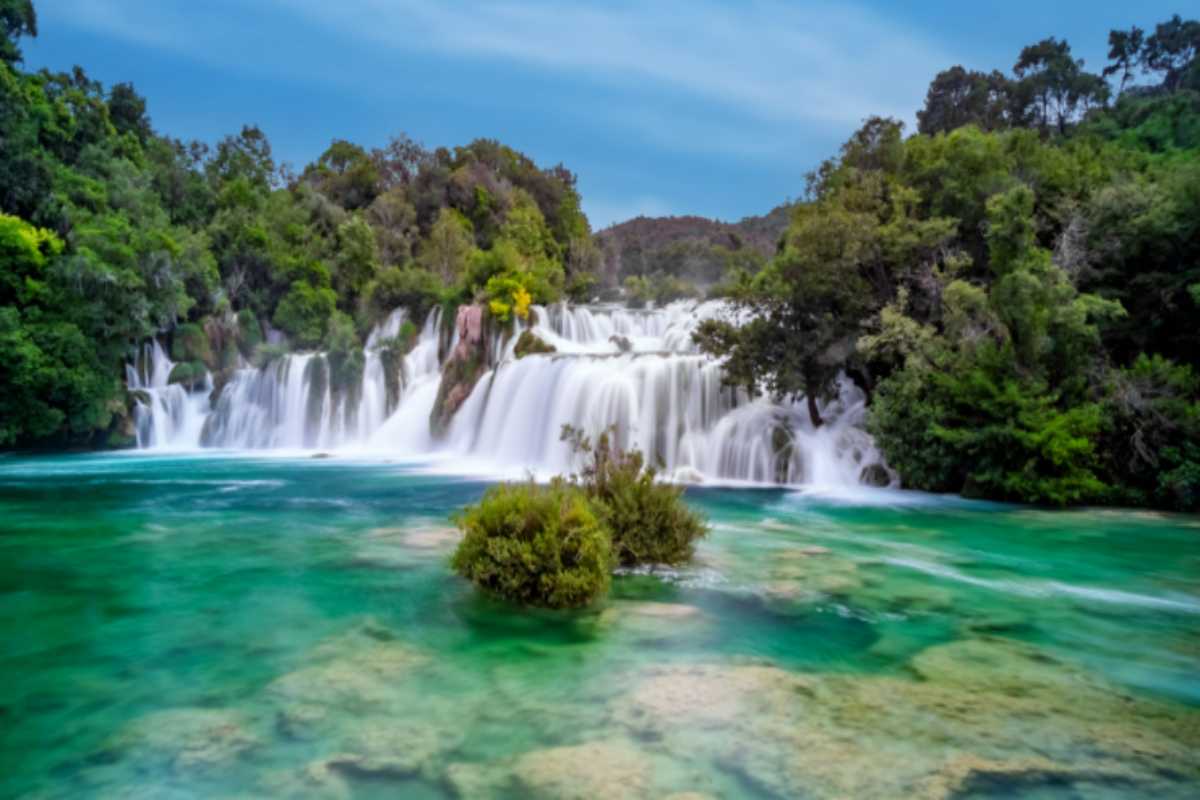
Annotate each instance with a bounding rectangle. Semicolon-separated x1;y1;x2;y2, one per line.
126;340;212;449
128;302;891;487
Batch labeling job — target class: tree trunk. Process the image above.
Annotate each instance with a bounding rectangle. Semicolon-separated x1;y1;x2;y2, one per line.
806;388;823;429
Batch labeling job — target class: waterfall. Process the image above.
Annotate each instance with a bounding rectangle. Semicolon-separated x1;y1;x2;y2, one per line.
128;302;891;487
125;340;212;450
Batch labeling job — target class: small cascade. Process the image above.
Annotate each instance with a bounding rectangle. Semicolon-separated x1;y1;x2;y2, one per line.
129;301;892;487
125;340;212;449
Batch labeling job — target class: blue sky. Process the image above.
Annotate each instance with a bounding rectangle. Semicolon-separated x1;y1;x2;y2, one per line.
24;1;1188;229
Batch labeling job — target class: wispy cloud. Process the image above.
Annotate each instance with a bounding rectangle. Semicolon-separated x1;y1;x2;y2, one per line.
40;0;949;130
277;0;947;127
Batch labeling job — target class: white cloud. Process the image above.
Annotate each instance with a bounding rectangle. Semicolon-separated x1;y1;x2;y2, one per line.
277;0;947;127
39;0;949;131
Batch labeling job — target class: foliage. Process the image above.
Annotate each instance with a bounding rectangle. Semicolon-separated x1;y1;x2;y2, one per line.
0;9;593;447
451;481;613;609
323;310;364;393
513;330;556;358
698;15;1200;508
365;265;443;323
561;425;708;567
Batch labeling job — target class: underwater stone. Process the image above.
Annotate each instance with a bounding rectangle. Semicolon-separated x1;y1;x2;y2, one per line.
105;708;259;773
512;739;654;800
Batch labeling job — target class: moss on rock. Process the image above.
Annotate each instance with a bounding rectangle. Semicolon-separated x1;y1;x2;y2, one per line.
513;330;556;358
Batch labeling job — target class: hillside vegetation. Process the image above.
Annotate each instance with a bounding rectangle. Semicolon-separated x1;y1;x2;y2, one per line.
698;17;1200;509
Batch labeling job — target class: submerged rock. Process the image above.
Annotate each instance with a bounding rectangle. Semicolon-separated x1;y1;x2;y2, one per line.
607;644;1200;799
265;619;430;736
512;739;654;800
104;707;259;773
300;720;463;787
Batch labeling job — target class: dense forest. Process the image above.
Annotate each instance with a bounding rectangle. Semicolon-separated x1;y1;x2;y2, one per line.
699;16;1200;510
594;205;792;300
0;1;600;450
1;1;1197;510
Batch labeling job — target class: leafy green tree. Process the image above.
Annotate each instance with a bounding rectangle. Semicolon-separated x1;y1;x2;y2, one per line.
917;66;1013;135
1142;15;1200;91
417;207;474;283
365;187;419;265
1103;27;1145;94
332;215;380;304
0;0;36;65
272;275;337;348
1013;38;1109;134
304;139;381;211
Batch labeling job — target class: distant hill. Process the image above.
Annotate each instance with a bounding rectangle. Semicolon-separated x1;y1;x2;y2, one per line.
594;203;795;286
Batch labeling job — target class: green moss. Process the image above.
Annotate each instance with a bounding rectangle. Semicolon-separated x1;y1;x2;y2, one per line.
451;481;613;609
513;330;556;359
105;430;137;450
167;361;207;390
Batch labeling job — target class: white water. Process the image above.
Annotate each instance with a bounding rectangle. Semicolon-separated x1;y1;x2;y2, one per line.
129;302;891;487
125;341;211;450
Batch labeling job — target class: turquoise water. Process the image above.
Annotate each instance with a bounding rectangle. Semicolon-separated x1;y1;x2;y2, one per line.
1;454;1198;798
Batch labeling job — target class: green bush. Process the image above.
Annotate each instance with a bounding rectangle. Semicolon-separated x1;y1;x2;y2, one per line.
323;310;364;393
167;361;207;390
563;426;708;567
451;481;613;609
171;323;212;366
252;342;290;368
236;309;263;358
273;279;337;349
513;330;556;358
366;265;443;322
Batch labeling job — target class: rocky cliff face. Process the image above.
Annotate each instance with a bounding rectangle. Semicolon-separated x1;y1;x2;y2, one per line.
430;304;490;436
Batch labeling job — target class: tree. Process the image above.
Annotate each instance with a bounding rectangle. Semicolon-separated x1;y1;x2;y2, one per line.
0;0;36;65
108;82;151;143
1142;15;1200;91
917;66;1012;135
417;207;474;284
1013;38;1109;134
696;202;874;428
365;187;418;265
304;139;381;211
332;215;380;304
371;133;430;191
207;126;276;192
1103;27;1145;94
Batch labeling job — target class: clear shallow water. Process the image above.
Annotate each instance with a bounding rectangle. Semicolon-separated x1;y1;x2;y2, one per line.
1;454;1198;799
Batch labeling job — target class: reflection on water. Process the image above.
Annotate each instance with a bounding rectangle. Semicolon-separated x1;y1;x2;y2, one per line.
1;454;1198;798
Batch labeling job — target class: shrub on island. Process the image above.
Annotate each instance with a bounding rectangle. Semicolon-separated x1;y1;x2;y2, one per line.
450;428;709;608
563;426;708;567
451;481;613;609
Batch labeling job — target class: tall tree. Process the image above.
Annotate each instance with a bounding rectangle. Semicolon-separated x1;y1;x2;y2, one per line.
1014;38;1108;134
1142;15;1200;91
917;66;1012;135
1102;27;1145;94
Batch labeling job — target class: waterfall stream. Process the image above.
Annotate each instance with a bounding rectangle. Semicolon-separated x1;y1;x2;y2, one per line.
128;302;890;487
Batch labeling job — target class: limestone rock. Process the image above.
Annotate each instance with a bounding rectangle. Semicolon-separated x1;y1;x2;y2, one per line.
106;707;259;773
512;740;654;800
